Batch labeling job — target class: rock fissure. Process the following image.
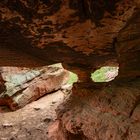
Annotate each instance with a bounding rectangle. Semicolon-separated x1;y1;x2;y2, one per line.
129;98;140;118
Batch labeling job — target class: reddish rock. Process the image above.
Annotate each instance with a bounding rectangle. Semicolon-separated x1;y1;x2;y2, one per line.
0;0;140;140
0;65;69;110
57;79;140;140
0;0;139;80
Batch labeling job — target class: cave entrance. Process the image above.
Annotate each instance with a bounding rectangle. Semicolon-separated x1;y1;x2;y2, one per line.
91;66;119;82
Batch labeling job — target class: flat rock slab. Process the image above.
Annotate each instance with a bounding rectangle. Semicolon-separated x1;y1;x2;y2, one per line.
0;64;70;110
0;89;70;140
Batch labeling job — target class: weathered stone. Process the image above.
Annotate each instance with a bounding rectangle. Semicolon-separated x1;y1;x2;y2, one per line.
116;10;140;78
0;89;70;139
0;0;140;139
0;0;139;80
57;79;140;140
0;64;69;110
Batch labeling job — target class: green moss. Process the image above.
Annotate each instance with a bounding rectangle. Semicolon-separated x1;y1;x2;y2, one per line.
91;66;118;82
67;72;78;85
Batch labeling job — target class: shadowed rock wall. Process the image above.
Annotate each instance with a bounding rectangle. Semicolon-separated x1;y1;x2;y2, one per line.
0;0;139;80
0;1;140;140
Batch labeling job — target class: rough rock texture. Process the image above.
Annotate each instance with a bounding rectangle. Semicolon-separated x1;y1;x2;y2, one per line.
0;0;139;80
0;89;71;139
0;0;140;140
0;64;69;110
116;10;140;78
0;78;140;140
57;79;140;140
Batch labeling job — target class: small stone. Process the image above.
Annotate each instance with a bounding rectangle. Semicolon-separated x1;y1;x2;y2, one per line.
2;123;13;127
43;118;52;123
52;101;56;104
34;107;41;110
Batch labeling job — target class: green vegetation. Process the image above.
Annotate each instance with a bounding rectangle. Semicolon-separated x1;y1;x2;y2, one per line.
48;63;78;85
67;66;118;84
67;72;78;85
50;63;118;84
91;66;119;82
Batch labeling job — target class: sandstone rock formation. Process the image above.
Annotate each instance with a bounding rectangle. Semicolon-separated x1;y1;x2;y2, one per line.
0;89;71;139
0;64;69;110
0;0;139;80
57;79;140;140
0;0;140;140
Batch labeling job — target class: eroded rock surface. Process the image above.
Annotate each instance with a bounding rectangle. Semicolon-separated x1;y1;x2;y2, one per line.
0;0;140;80
0;0;140;140
0;89;71;140
57;79;140;140
0;78;140;140
0;64;69;110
